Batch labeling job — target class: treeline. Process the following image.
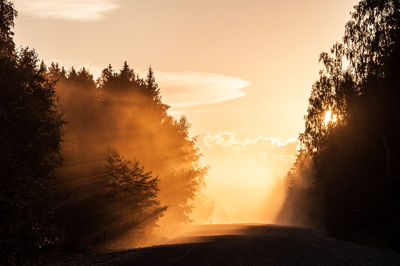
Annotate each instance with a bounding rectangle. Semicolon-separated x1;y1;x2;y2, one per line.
277;0;400;250
0;0;208;264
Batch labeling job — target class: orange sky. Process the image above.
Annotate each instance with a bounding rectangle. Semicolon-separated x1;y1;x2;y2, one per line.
13;0;358;222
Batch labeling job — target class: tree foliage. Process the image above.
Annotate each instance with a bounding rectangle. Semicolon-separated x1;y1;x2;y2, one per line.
279;0;400;249
0;0;16;57
0;1;64;263
56;151;166;251
1;0;207;261
52;61;207;250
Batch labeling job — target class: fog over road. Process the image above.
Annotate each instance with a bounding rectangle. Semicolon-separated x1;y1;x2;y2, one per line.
56;224;400;266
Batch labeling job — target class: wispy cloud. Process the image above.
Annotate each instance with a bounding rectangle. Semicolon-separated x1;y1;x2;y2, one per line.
156;71;250;107
16;0;120;21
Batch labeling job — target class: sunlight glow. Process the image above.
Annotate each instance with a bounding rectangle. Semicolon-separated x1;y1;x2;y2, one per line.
198;132;298;223
324;110;337;127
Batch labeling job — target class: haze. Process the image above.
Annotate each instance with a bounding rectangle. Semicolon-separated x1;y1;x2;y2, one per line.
13;0;358;223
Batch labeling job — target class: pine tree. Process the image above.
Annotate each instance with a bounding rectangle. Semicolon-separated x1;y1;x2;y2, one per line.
145;66;161;102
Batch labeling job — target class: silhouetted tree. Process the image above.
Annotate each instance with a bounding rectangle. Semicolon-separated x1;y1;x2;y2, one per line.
0;1;64;263
279;0;400;249
0;0;16;58
56;151;166;251
145;66;161;102
104;151;167;241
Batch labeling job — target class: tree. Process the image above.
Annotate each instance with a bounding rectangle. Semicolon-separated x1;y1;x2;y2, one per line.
279;0;400;249
56;151;167;251
145;66;161;102
0;1;64;263
119;61;136;89
53;62;207;250
96;64;205;229
104;151;167;243
0;0;16;57
1;0;208;260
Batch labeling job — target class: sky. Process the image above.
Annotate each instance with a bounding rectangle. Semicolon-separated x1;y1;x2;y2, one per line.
12;0;359;222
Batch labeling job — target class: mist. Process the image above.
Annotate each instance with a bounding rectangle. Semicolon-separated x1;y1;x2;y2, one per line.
274;153;316;228
51;63;211;250
197;133;297;224
48;61;299;252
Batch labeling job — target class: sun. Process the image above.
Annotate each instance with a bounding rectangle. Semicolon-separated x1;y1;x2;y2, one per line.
324;110;337;127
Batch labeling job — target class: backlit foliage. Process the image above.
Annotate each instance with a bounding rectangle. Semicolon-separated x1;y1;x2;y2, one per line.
278;0;400;249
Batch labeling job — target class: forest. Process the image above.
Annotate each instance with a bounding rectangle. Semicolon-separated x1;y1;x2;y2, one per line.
277;0;400;251
2;0;400;264
1;0;208;264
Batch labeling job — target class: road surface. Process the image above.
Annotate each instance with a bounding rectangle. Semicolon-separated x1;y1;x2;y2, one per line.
55;224;400;265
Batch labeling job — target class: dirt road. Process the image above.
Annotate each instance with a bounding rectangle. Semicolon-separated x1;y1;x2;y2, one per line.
55;224;400;265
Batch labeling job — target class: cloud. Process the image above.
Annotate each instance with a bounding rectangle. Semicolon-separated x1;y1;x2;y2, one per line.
202;131;297;152
199;132;298;178
156;71;250;107
16;0;120;21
